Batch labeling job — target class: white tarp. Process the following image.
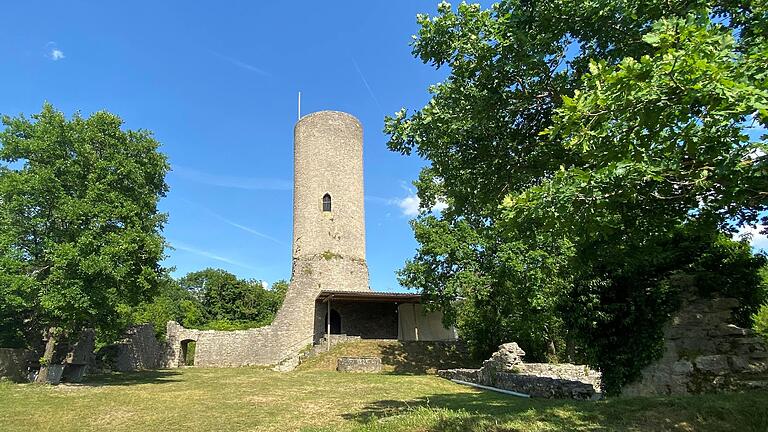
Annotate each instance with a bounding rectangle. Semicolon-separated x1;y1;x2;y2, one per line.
397;303;458;341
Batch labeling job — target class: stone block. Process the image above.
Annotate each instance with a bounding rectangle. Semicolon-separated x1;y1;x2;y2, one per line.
336;357;382;373
695;355;730;375
0;348;34;382
674;337;716;356
745;361;768;373
672;360;693;374
65;329;95;365
710;298;739;311
713;324;751;337
438;368;480;382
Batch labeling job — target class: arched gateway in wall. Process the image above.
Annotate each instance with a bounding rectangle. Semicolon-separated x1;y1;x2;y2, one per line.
166;111;456;370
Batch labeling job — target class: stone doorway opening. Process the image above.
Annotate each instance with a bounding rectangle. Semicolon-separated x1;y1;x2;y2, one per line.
325;309;342;334
180;339;196;366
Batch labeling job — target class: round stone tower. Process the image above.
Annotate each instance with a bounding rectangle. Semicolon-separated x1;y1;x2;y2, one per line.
291;111;370;292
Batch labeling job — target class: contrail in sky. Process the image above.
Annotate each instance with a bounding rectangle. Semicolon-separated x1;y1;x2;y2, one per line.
170;241;259;271
179;197;287;246
171;165;291;191
352;56;383;112
209;50;271;76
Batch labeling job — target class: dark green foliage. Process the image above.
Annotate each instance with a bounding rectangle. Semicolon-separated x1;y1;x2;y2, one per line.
0;104;169;348
386;0;767;394
124;270;287;335
753;266;768;338
126;274;206;339
177;269;286;327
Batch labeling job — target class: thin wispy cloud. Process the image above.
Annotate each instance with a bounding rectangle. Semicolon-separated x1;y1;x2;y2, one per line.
367;192;447;217
352;56;382;112
171;165;291;191
179;198;287;246
210;50;270;76
225;220;286;246
170;241;258;271
364;195;393;205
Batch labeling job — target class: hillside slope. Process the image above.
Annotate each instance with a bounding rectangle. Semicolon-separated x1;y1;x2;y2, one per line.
297;340;480;374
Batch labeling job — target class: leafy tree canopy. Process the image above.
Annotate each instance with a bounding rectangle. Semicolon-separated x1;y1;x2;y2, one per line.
386;0;767;393
0;104;169;349
177;268;286;327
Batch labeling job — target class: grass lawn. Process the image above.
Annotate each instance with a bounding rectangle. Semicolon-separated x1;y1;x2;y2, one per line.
1;368;766;432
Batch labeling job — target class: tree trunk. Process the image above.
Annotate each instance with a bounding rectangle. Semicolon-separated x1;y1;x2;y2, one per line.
565;337;576;363
547;339;557;357
35;327;58;384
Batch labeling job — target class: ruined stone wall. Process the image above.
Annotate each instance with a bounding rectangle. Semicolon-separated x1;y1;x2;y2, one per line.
109;324;168;372
438;343;601;399
0;348;34;382
313;301;398;342
622;297;768;396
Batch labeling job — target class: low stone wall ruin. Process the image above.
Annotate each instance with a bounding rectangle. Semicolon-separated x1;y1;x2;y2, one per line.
622;296;768;396
438;343;602;399
112;324;168;371
336;356;382;373
0;348;34;382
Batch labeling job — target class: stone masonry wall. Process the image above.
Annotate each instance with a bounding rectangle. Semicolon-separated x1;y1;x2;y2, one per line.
293;111;368;273
111;324;168;372
439;343;602;399
164;111;372;370
622;296;768;396
0;348;34;382
313;300;398;342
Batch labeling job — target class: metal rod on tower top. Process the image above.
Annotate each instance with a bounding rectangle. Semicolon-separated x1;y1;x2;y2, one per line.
298;92;301;120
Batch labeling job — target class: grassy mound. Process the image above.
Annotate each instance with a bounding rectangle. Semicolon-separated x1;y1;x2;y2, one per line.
297;340;481;374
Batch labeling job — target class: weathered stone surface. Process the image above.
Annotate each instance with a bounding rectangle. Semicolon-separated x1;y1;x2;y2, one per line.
437;368;479;382
91;324;170;373
65;329;95;365
162;112;374;371
337;357;382;373
481;342;525;371
440;343;601;400
695;355;730;375
713;324;751;337
622;296;768;396
273;355;300;372
672;360;694;374
0;348;34;382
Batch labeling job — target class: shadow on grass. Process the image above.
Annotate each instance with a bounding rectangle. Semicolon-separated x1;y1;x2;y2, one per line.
79;369;183;386
378;341;481;375
344;389;768;432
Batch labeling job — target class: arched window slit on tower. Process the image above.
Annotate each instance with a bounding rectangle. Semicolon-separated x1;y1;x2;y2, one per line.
322;193;332;212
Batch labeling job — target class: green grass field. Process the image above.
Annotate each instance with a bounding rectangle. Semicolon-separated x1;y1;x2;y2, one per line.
1;367;766;432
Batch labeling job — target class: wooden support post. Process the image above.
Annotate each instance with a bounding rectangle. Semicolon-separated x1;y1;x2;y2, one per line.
326;296;332;351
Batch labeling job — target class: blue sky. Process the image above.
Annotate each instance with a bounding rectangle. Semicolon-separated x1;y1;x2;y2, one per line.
0;1;466;291
2;2;765;292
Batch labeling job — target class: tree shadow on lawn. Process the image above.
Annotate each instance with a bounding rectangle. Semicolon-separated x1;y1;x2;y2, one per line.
378;341;481;375
343;391;603;431
78;369;183;387
343;389;768;432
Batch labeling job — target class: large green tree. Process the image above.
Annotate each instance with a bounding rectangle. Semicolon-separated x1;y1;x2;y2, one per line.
178;268;285;328
386;1;767;393
0;104;169;380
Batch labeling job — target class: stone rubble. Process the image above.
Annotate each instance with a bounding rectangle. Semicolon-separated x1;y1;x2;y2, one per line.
439;342;602;400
